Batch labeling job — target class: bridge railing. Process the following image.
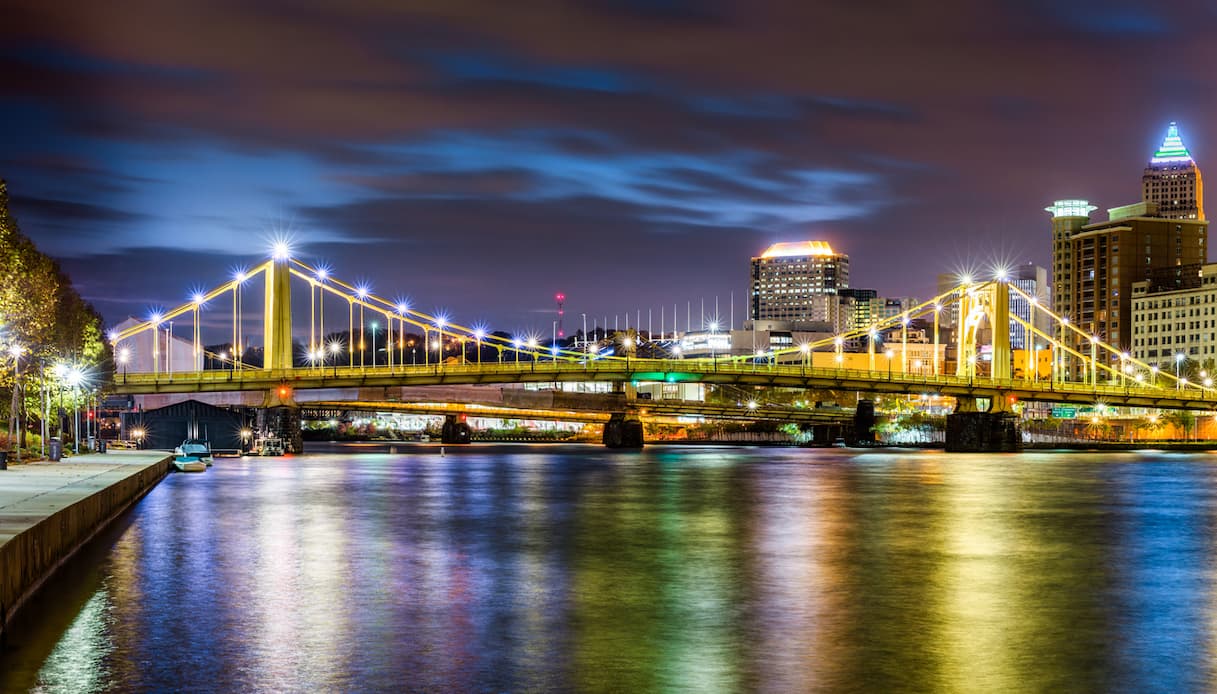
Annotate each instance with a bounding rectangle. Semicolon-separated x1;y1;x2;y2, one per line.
113;357;1217;409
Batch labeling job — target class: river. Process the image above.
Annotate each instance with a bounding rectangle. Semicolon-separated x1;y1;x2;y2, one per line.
2;445;1215;692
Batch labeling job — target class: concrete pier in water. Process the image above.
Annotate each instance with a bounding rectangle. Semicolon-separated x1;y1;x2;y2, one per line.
0;451;172;641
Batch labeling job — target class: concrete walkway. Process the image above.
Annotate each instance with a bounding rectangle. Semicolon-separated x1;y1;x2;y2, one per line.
0;450;172;639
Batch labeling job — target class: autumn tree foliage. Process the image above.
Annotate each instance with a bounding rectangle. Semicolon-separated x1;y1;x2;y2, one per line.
0;179;108;434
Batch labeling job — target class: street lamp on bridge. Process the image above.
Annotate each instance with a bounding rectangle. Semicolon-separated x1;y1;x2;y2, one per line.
328;340;342;376
370;321;379;368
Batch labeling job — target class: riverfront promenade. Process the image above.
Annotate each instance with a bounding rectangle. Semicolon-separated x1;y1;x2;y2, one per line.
0;451;172;640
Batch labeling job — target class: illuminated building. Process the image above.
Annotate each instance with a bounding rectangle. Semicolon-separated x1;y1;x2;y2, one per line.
750;241;848;326
1048;124;1208;375
1130;263;1217;368
1008;264;1049;350
1142;122;1204;220
1048;202;1207;368
838;288;877;330
1048;199;1096;319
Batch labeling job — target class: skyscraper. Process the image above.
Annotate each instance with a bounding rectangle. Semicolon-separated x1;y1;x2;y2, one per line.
750;241;849;324
1047;199;1096;319
1008;264;1049;350
1143;121;1204;220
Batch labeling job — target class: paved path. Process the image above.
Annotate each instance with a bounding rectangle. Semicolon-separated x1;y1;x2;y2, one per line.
0;450;171;552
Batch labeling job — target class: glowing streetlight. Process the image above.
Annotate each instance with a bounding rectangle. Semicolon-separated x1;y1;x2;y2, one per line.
271;240;291;260
1176;352;1186;390
66;366;83;454
885;348;895;380
117;346;130;382
370;321;379;368
328;339;342;376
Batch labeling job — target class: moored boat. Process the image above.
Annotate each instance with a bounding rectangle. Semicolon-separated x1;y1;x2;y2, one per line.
173;457;207;472
174;439;213;466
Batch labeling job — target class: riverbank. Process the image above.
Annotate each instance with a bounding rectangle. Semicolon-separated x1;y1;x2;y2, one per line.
0;451;172;642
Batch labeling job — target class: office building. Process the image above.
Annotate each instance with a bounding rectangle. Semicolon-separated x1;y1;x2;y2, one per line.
838;288;878;331
1048;123;1209;372
1048;202;1207;361
1131;263;1217;368
1009;264;1050;350
750;241;849;326
1142;122;1204;220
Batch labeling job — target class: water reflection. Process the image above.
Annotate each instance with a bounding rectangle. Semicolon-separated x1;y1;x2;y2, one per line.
3;448;1217;691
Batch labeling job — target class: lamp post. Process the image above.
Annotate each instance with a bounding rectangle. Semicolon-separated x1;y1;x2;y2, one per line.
370;321;378;368
329;340;342;377
117;346;130;383
885;348;894;381
932;304;941;376
9;344;22;462
67;367;82;454
1176;352;1185;390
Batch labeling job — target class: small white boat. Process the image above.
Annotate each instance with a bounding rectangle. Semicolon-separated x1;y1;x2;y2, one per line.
173;458;207;472
174;439;213;466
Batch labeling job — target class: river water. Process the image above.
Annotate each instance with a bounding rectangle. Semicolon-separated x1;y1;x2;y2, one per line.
2;445;1217;692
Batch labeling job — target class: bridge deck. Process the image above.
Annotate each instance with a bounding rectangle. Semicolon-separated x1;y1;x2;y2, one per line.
112;359;1217;410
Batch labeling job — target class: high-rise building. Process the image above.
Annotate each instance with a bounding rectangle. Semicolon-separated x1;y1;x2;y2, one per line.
1047;200;1096;319
1008;264;1050;350
750;241;849;324
1048;202;1207;361
838;288;877;330
1143;122;1204;220
1048;124;1209;374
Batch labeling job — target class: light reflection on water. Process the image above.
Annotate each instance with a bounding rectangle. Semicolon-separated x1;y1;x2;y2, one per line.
3;447;1217;691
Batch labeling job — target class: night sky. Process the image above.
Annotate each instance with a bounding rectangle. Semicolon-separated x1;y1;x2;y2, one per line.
3;1;1215;337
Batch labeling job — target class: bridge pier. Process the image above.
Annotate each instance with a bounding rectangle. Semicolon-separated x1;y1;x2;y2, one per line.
945;396;1021;452
603;412;644;449
258;407;303;454
853;399;876;446
441;414;472;444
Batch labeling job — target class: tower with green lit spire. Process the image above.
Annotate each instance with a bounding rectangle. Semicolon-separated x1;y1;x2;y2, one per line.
1143;121;1204;220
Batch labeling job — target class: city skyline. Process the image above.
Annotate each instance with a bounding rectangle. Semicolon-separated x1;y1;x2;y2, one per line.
3;1;1216;333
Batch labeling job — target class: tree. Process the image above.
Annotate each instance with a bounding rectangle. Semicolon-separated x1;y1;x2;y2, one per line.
0;179;108;446
1163;410;1196;440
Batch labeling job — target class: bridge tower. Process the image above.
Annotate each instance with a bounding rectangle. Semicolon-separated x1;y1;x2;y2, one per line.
264;257;293;371
956;280;1011;381
948;279;1021;451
